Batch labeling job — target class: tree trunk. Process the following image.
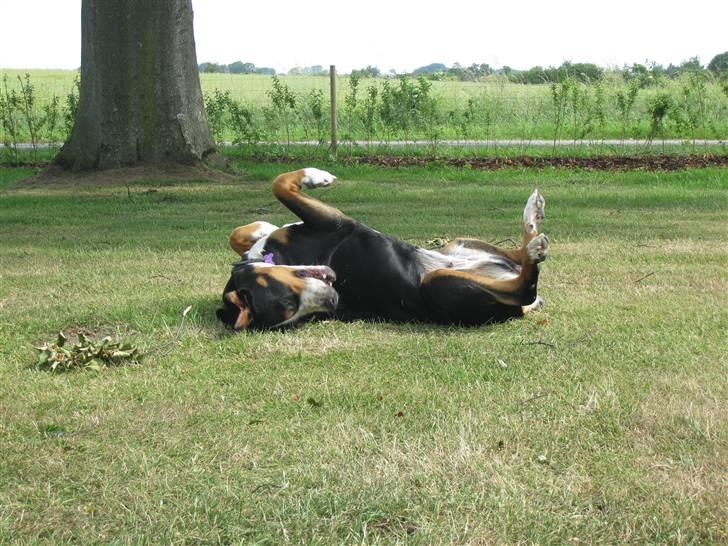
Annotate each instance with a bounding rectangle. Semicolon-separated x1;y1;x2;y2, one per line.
56;0;217;170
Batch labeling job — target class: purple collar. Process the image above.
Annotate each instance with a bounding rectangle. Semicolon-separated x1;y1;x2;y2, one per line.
262;252;275;264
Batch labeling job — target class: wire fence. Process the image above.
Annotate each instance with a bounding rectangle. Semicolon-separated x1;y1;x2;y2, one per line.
1;66;728;164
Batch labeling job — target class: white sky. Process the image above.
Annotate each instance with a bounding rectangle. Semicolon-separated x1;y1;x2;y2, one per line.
0;0;725;73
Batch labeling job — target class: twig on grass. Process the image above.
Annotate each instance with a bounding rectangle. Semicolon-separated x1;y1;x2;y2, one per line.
518;392;550;407
241;201;277;215
567;327;599;346
522;340;556;349
252;482;284;494
146;305;192;357
634;271;656;283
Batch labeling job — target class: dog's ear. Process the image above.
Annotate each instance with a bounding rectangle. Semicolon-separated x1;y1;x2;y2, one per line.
223;291;253;329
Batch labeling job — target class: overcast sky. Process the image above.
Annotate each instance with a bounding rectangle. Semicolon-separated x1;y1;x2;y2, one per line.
0;0;725;73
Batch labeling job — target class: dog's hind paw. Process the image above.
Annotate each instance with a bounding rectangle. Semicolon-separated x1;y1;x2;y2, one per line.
523;189;545;234
522;295;544;314
527;233;550;264
302;167;337;188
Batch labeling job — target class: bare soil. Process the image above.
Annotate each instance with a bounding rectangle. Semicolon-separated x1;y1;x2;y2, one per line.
14;162;237;186
348;154;728;171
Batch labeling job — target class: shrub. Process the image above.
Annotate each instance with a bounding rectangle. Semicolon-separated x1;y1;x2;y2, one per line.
204;89;231;144
227;97;261;148
648;92;674;141
707;51;728;75
64;74;80;137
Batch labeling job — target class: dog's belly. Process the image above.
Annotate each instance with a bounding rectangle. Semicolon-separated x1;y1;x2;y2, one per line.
327;228;429;321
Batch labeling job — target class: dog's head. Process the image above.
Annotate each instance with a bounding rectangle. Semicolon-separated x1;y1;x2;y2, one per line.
217;261;338;330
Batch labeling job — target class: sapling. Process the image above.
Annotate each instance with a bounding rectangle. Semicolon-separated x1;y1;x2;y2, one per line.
306;89;326;146
361;85;378;148
648;92;673;151
1;76;20;162
17;74;40;160
63;74;80;138
378;80;396;145
344;74;360;146
550;77;573;151
267;76;298;148
592;80;606;149
42;94;61;148
615;78;640;151
678;71;708;149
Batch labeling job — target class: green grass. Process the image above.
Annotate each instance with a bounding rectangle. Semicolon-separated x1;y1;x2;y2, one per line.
1;163;726;544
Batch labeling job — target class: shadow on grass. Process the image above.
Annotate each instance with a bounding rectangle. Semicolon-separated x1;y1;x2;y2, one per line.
188;292;516;339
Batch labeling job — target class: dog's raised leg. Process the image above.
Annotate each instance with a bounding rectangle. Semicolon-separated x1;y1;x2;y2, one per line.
423;233;549;308
442;189;546;263
522;189;545;239
272;168;353;232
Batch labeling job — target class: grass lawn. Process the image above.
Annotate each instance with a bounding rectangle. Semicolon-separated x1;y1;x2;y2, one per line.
0;163;726;544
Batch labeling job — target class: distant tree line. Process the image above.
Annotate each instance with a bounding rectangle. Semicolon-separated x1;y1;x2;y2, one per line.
198;62;337;76
198;61;276;75
409;53;728;85
287;66;328;76
199;52;728;86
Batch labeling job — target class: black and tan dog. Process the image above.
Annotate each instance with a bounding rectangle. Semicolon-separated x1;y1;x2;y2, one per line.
217;168;549;330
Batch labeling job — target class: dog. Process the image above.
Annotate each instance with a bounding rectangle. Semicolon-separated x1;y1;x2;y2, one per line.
217;168;548;330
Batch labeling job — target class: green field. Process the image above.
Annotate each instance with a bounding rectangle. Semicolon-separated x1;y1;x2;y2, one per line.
2;68;727;150
1;163;726;543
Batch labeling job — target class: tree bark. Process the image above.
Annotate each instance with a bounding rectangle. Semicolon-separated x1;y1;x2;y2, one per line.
55;0;217;170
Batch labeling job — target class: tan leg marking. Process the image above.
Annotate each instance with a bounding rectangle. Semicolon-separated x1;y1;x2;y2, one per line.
229;221;278;256
272;169;351;230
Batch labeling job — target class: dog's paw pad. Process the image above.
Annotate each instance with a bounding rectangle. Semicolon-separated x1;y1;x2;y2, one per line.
527;233;550;263
302;167;336;188
523;189;545;234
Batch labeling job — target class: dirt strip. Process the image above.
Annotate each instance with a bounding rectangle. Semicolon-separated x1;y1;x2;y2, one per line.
347;154;728;171
4;154;728;173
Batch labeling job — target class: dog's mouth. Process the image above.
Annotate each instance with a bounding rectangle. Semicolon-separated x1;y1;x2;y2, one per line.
294;266;336;286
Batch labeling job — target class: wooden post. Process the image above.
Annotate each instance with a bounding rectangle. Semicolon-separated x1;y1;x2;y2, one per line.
329;65;337;156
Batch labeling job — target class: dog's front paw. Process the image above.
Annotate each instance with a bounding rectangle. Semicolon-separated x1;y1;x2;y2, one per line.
527;233;550;264
523;189;545;235
302;167;336;188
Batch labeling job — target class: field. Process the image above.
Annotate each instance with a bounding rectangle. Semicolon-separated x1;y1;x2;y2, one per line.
1;162;726;543
2;69;727;154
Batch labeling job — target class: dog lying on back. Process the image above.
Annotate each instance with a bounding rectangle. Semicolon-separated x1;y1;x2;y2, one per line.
217;168;548;330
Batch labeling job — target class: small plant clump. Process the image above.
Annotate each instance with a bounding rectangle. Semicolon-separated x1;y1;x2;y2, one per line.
35;332;140;372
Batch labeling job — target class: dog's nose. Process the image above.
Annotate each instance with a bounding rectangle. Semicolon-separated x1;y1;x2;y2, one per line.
327;292;339;310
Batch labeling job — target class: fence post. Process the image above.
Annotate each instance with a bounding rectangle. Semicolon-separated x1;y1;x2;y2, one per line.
330;65;337;157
